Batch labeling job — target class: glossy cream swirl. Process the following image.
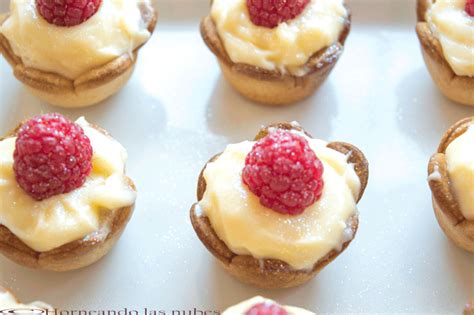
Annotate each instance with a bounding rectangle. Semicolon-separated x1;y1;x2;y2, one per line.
426;0;474;76
0;290;50;310
0;0;152;79
199;133;360;270
211;0;348;76
0;118;136;252
223;297;314;315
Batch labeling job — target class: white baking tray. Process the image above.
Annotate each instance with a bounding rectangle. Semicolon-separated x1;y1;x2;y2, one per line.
0;0;473;313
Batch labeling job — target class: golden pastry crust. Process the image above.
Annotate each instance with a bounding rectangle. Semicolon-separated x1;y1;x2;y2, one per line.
200;6;351;106
428;117;474;252
416;0;474;106
0;3;158;108
0;123;136;272
190;122;369;289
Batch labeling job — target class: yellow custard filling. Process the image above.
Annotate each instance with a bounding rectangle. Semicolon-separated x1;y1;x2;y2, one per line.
0;118;136;252
211;0;348;76
199;135;360;270
0;0;152;79
223;297;314;315
445;124;474;220
426;0;474;77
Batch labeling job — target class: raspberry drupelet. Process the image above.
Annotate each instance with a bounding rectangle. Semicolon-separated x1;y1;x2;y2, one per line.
36;0;102;27
13;113;93;201
466;0;474;17
242;129;324;215
246;0;311;28
246;302;288;315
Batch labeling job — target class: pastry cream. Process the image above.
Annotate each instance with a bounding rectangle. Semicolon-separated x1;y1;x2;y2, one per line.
0;0;152;79
223;297;314;315
445;124;474;220
199;134;360;270
426;0;474;77
0;290;50;310
211;0;348;76
0;118;136;252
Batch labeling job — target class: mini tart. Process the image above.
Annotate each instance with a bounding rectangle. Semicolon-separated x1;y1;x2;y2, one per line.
0;3;157;108
200;8;351;106
428;117;474;252
0;285;51;309
465;300;474;315
190;122;369;289
0;123;136;272
416;0;474;106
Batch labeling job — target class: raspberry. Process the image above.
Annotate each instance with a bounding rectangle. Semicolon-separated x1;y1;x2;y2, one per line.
242;130;324;215
36;0;102;27
13;113;93;201
466;0;474;17
246;0;310;28
246;302;288;315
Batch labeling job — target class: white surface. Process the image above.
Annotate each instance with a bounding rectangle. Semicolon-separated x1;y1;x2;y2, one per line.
0;0;473;313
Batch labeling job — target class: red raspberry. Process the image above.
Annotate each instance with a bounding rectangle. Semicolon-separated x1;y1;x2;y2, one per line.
246;0;310;28
246;302;288;315
13;113;93;201
36;0;102;27
242;130;324;215
466;0;474;17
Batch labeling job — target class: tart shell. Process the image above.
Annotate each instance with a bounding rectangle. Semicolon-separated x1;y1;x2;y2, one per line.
465;300;474;315
190;122;369;289
416;0;474;106
200;8;351;106
0;3;158;108
428;117;474;252
0;123;136;272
